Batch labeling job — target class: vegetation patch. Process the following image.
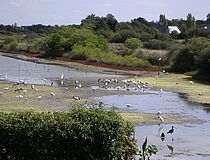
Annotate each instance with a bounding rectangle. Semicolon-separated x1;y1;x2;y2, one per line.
0;108;137;160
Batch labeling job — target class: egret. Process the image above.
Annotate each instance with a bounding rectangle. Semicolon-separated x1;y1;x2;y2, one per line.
50;92;55;98
198;92;202;96
78;84;82;88
75;80;79;84
4;87;9;90
61;74;64;80
0;91;3;95
189;81;194;85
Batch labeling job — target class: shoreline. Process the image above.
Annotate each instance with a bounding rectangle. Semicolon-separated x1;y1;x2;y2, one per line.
0;49;158;76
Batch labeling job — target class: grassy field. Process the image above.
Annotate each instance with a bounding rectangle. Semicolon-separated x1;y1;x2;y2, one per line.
130;73;210;105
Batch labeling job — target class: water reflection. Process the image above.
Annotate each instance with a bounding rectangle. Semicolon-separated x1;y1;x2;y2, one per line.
0;54;121;85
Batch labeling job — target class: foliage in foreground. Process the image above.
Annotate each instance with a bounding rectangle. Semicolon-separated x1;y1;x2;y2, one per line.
0;108;137;160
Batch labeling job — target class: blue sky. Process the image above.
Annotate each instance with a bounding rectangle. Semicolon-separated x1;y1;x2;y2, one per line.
1;0;210;25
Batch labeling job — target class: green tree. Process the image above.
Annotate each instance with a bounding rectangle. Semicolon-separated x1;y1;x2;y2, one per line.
186;13;196;29
159;14;168;26
43;33;64;57
125;38;143;50
207;13;210;23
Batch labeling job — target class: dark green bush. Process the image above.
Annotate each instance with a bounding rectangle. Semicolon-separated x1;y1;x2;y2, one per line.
170;47;195;73
0;108;137;160
144;39;170;50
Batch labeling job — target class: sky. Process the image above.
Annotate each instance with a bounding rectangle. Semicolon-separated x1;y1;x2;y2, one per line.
0;0;210;26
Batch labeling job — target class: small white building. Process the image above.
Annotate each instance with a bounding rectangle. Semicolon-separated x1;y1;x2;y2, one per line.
168;26;181;34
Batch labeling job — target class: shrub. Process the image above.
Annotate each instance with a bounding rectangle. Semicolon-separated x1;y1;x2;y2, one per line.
125;38;143;50
0;108;137;160
170;47;195;73
144;39;169;50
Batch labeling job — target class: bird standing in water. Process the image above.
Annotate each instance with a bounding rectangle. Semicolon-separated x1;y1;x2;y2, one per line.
167;126;174;134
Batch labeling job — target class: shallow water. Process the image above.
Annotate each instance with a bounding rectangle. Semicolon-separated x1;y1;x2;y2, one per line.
0;54;121;85
95;90;210;159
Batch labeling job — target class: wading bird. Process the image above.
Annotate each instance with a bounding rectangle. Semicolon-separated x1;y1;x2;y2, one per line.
167;126;174;134
50;92;55;98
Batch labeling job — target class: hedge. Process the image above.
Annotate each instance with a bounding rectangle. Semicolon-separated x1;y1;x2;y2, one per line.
0;108;137;160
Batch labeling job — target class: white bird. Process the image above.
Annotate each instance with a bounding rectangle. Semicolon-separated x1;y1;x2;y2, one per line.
198;92;202;96
157;111;164;123
31;85;35;90
50;92;55;98
4;73;8;80
78;84;82;88
158;115;165;123
37;96;42;101
43;78;47;83
61;80;64;86
73;96;80;100
75;80;78;84
4;87;9;90
61;74;64;80
16;95;24;99
35;88;38;92
189;81;194;85
0;91;3;95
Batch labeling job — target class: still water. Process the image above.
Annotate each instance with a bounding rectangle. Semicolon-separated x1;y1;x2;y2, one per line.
0;54;121;85
96;90;210;159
